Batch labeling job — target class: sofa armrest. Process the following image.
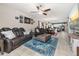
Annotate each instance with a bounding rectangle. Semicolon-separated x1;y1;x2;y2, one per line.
4;38;13;53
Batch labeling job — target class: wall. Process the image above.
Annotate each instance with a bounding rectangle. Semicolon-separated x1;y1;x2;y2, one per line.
0;5;38;31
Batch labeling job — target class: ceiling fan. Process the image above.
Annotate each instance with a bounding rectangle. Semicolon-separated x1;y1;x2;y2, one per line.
31;5;51;16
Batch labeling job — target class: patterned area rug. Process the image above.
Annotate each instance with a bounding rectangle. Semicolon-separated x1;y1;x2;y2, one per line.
24;37;58;56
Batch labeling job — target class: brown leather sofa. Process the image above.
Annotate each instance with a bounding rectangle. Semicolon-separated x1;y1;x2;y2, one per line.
0;27;32;53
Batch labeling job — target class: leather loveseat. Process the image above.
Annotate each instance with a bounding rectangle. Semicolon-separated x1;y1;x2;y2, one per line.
34;27;46;37
0;27;32;53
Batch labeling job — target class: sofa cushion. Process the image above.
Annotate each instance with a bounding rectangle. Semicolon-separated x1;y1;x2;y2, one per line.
23;31;30;35
12;28;25;36
12;36;25;46
19;28;25;32
1;28;11;31
18;29;24;36
12;35;31;46
12;28;20;37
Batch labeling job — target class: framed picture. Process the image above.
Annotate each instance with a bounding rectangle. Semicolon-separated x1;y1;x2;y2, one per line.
20;19;23;23
15;16;19;19
30;19;35;24
24;17;30;24
16;15;34;24
19;15;23;23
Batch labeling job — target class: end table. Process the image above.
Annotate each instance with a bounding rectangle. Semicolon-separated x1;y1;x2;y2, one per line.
0;39;4;55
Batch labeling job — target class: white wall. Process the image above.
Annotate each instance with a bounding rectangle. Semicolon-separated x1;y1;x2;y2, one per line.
42;17;68;23
0;5;38;31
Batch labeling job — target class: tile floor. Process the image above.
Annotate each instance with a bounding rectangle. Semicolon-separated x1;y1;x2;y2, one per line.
0;31;73;56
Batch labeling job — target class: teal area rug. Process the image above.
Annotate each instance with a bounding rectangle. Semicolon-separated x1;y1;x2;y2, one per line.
24;37;58;56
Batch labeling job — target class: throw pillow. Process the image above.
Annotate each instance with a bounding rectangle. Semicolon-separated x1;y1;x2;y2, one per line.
23;31;30;35
36;29;39;33
1;30;16;39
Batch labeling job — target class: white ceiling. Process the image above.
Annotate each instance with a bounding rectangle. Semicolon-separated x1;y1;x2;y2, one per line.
0;3;75;22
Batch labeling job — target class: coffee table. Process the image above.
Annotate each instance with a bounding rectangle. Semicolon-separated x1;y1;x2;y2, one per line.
35;34;51;42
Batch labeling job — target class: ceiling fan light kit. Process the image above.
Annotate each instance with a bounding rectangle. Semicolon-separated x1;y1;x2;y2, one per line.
38;10;43;14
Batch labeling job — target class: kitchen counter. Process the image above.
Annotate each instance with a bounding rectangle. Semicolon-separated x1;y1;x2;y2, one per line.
68;33;79;56
69;33;79;40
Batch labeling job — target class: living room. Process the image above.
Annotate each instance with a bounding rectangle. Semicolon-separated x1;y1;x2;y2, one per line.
0;3;79;56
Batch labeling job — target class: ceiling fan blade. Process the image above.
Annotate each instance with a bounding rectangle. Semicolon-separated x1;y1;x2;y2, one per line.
43;13;47;15
43;8;51;12
31;11;38;13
